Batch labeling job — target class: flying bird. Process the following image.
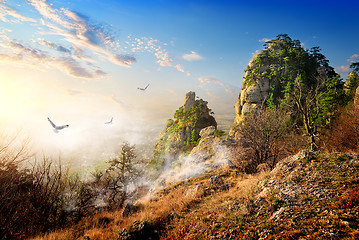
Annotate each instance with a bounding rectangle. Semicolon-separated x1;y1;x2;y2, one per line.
105;117;113;124
137;83;150;91
47;117;69;133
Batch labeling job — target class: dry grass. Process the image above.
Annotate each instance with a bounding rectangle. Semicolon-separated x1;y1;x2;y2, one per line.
31;167;265;240
30;153;359;239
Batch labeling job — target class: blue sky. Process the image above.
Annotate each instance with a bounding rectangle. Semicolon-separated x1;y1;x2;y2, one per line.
0;0;358;163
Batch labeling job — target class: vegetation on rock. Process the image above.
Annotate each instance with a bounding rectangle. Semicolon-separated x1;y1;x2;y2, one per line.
149;92;217;173
232;34;346;151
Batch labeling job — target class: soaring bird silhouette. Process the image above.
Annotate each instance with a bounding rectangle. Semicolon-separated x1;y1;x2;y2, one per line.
137;83;150;91
105;117;113;124
47;117;69;133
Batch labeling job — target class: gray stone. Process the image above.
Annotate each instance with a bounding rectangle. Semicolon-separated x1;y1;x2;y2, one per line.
199;126;216;138
183;91;196;111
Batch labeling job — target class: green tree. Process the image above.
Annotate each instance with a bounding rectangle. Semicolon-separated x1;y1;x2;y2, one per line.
289;73;344;150
257;34;345;150
100;142;141;207
344;62;359;103
350;62;359;73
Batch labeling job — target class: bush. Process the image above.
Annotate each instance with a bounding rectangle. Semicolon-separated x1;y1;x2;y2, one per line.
0;135;70;238
324;106;359;152
234;108;292;173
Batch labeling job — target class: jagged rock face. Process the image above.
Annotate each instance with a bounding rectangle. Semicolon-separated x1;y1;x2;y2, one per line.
355;86;359;107
150;127;236;189
230;41;288;137
345;71;359;105
229;38;325;138
150;92;217;171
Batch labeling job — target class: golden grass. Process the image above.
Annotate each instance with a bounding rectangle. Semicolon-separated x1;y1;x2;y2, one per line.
30;167;270;240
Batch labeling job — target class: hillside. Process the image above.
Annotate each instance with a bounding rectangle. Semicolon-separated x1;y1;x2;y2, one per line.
33;152;359;239
2;34;359;240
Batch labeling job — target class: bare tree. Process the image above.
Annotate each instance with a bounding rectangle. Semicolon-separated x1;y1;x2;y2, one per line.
236;108;291;173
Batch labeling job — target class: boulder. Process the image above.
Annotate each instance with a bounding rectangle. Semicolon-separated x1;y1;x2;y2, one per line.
199;126;216;138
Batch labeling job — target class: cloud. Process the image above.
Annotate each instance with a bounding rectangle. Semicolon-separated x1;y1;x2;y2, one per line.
259;38;271;43
0;38;106;79
54;57;105;79
64;88;83;96
348;54;359;63
38;39;71;53
175;64;184;72
167;89;177;95
28;0;136;68
72;46;94;62
155;49;173;67
110;54;136;67
0;2;36;23
339;65;350;72
182;51;203;61
198;76;236;97
0;53;22;62
198;76;225;87
128;36;189;74
8;41;47;61
2;1;187;77
335;53;359;77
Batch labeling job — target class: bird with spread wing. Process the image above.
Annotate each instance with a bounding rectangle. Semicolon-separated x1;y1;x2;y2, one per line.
47;117;69;133
105;117;113;124
137;83;150;91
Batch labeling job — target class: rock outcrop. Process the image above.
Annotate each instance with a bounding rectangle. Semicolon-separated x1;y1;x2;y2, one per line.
355;86;359;107
344;71;359;104
230;40;289;136
150;126;236;189
229;36;335;138
150;92;217;172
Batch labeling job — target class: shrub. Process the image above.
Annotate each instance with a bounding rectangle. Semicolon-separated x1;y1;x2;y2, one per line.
234;108;291;173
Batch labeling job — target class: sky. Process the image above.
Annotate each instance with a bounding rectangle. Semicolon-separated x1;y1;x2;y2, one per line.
0;0;358;166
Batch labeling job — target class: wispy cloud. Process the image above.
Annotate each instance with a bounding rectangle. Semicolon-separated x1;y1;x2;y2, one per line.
198;76;236;97
198;76;225;87
348;54;359;63
54;57;106;79
0;38;106;79
182;51;203;61
259;38;271;43
167;89;177;95
0;0;188;78
0;2;36;23
38;39;71;53
28;0;136;68
128;36;191;74
336;53;359;77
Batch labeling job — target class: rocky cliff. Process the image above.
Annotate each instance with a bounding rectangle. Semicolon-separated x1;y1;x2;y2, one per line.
150;91;217;172
229;35;335;138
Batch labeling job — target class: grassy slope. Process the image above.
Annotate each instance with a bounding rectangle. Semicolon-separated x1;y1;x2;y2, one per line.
33;152;359;240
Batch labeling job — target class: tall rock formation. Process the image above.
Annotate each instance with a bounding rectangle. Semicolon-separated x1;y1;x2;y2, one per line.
150;91;217;172
229;35;339;138
345;71;359;104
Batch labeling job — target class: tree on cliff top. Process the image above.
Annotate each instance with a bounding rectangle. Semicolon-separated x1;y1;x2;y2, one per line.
344;62;359;103
256;34;345;150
